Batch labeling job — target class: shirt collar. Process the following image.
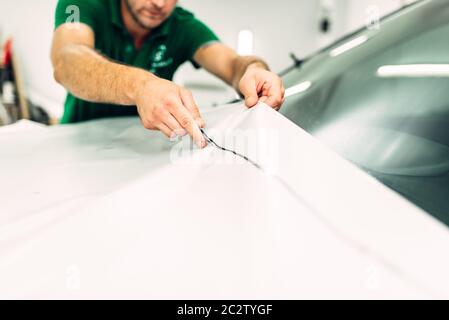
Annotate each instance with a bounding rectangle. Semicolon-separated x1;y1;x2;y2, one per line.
110;0;175;39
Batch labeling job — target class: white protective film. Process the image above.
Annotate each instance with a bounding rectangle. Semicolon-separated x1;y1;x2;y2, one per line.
0;103;448;299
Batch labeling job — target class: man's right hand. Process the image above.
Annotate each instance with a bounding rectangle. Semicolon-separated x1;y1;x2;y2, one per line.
135;77;207;148
51;23;207;147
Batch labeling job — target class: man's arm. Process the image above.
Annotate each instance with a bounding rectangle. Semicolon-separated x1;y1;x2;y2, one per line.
193;43;285;110
51;24;206;147
51;24;148;105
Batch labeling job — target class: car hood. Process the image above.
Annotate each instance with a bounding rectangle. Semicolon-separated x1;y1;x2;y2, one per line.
0;103;448;299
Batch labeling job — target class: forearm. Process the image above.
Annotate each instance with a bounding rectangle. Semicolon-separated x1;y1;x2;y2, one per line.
53;44;156;105
231;56;270;93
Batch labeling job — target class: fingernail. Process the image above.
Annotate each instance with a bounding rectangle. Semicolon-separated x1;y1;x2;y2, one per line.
197;138;207;149
174;129;188;137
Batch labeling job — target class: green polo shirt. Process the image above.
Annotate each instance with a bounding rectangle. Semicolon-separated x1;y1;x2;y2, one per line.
54;0;219;123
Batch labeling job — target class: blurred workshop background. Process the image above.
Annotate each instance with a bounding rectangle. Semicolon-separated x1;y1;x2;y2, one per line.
0;0;417;123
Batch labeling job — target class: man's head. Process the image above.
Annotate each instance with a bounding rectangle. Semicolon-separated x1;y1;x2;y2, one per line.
124;0;178;30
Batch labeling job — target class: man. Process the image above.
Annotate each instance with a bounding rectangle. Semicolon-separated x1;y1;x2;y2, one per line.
52;0;285;148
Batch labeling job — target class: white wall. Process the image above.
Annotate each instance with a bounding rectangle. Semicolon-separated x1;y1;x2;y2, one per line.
0;0;66;118
175;0;324;107
0;0;414;118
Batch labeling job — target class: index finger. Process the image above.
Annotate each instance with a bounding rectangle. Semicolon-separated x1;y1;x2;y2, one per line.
167;96;207;148
239;78;259;108
179;88;205;128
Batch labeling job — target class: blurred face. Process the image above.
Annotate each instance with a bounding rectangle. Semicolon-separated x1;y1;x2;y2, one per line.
124;0;178;29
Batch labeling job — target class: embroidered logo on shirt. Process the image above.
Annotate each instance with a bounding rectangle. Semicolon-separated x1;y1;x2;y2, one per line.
150;44;173;73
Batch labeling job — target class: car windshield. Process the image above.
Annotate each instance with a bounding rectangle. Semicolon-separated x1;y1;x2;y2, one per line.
280;0;449;227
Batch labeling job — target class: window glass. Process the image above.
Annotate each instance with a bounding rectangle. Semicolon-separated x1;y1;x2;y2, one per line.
280;1;449;226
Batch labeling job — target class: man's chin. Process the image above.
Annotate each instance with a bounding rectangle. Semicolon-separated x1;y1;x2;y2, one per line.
138;16;165;29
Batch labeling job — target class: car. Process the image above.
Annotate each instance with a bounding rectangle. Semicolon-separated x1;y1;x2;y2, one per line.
280;0;449;227
0;0;448;299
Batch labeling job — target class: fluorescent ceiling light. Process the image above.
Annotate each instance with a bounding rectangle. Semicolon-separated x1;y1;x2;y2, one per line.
377;64;449;78
285;81;312;98
330;35;368;57
237;30;254;56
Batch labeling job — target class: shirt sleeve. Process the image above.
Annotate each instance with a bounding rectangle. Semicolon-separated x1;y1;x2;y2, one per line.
54;0;99;31
180;17;220;69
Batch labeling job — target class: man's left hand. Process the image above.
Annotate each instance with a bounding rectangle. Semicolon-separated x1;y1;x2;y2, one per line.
239;63;285;111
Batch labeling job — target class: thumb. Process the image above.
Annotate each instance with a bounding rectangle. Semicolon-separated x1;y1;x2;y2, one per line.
239;79;259;108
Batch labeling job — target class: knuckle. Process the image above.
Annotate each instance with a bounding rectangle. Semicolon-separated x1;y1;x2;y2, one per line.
180;115;193;128
192;105;200;114
162;94;178;107
152;105;164;118
151;104;160;114
142;119;154;130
